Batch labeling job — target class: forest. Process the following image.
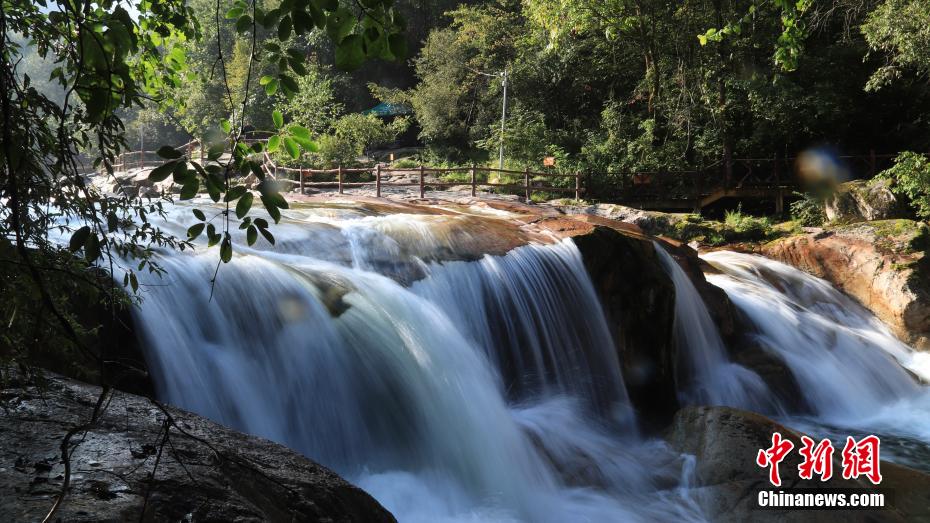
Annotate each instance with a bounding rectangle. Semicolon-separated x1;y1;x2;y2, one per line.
3;0;930;521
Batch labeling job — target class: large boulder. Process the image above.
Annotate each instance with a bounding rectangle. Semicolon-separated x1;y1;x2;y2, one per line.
763;220;930;349
666;406;930;522
0;372;395;522
825;178;905;223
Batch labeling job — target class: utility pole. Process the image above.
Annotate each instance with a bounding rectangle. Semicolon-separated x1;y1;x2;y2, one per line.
471;66;510;170
498;67;508;171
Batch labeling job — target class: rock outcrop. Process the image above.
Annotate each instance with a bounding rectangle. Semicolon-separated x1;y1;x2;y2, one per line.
554;216;680;429
0;372;395;522
666;406;930;522
825;178;905;223
763;220;930;349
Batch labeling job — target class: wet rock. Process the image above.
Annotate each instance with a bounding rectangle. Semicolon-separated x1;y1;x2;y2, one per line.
763;220;930;349
666;406;930;522
567;219;680;430
0;372;395;523
825;179;905;223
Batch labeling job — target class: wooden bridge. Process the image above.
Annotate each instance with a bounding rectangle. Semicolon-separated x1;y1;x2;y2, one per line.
112;143;896;213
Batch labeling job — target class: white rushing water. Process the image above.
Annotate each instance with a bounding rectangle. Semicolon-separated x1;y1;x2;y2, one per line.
130;201;703;523
654;245;779;413
703;251;930;470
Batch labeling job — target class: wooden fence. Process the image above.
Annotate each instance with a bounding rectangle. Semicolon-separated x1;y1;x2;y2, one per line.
263;154;584;200
112;140;904;210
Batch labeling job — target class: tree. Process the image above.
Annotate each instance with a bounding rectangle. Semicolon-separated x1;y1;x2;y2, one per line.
2;0;407;516
862;0;930;91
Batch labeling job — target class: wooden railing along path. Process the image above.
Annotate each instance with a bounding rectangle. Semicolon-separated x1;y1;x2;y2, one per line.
262;154;584;200
113;141;900;212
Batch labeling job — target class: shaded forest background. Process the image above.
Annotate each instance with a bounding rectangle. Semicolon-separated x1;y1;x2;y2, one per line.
18;0;926;177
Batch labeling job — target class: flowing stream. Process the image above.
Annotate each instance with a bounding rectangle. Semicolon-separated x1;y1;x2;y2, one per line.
702;251;930;471
125;200;930;519
131;201;702;523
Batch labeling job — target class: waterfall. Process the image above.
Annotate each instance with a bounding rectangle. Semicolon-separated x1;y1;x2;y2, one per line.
702;251;930;469
654;245;778;412
130;202;703;523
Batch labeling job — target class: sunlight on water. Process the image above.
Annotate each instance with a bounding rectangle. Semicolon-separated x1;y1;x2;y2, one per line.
129;202;705;523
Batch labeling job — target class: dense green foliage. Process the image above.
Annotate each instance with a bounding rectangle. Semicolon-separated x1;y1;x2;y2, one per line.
880;152;930;220
0;0;406;372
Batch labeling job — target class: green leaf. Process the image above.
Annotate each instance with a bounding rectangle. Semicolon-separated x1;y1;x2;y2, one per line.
236;14;253;33
192;208;206;221
69;226;90;252
260;75;274;86
187;222;205;240
225;6;244;19
156;146;183;159
221;119;232;134
225;185;248;202
259;227;276;245
326;7;355;43
207;224;221;247
149;161;177;182
289;125;311;140
279;74;299;95
292;136;319;152
335;35;365;70
267;135;281;153
180;181;199;200
262;196;282;223
84;234;101;262
272;110;284;129
246;225;258;246
239;217;252;229
236;192;254;219
129;271;139;292
254;217;270;229
278;15;293;40
288;57;308;76
283;137;300;159
264;79;279;96
293;9;313;35
220;235;233;263
107;212;118;231
204;175;222;202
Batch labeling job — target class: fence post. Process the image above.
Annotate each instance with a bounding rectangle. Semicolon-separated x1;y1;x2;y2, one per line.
470;165;477;197
524;168;531;201
575;172;581;201
299;168;305;195
338;165;344;195
376;164;382;198
419;165;425;198
773;153;785;215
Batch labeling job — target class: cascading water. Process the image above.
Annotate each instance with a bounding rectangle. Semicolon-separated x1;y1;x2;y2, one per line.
702;251;930;470
653;245;778;413
130;201;704;523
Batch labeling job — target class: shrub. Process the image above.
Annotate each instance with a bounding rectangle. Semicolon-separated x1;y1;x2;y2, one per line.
880;151;930;220
790;192;826;227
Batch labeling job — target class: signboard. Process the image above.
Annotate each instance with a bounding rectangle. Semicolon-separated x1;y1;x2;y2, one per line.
543;157;556;167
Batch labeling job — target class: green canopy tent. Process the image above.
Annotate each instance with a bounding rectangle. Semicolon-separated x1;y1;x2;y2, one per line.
362;102;412;117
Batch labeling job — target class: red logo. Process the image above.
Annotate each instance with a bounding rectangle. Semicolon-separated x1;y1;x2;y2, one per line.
841;435;882;485
756;432;795;487
757;433;882;486
798;435;834;481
